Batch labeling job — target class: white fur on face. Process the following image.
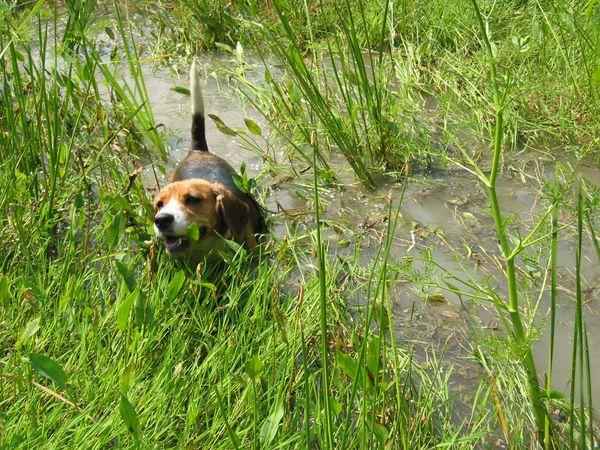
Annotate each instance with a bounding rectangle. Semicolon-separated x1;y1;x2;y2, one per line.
153;199;189;237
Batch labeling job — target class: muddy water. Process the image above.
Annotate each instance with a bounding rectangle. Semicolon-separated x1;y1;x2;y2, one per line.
132;54;599;406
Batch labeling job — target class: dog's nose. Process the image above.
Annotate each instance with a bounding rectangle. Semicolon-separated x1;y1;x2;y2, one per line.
154;213;174;231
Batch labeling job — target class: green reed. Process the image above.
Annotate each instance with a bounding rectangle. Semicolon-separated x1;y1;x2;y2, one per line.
568;182;595;448
246;0;411;187
466;1;596;446
468;1;547;441
544;178;559;448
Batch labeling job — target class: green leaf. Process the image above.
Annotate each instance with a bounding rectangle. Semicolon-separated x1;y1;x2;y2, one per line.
244;356;264;381
171;86;190;95
231;163;256;195
23;279;45;301
134;290;147;330
119;364;135;395
532;20;545;45
74;192;84;209
222;237;243;254
288;81;300;106
117;289;137;332
187;222;200;243
336;351;366;387
57;143;69;177
17;318;40;349
119;393;140;435
330;397;342;416
344;70;359;86
372;301;389;332
244;118;262;136
133;290;152;331
260;400;284;445
107;214;125;249
489;41;498;59
25;353;67;388
104;26;115;40
0;276;9;308
115;261;136;292
365;336;380;379
287;45;304;72
540;389;564;400
208;114;237;136
370;419;389;444
586;0;599;17
231;172;244;193
110;193;130;211
214;42;234;53
166;270;186;301
144;302;154;329
559;12;576;34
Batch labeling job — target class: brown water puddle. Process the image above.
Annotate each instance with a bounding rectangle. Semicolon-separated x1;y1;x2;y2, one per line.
132;54;599;407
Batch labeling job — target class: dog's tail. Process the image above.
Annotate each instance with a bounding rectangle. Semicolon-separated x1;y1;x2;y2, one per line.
190;60;208;151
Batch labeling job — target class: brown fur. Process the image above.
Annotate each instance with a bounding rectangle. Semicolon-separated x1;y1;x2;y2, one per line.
154;179;257;254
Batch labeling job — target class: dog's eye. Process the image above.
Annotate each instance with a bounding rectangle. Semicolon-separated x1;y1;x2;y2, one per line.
156;200;163;209
185;195;202;205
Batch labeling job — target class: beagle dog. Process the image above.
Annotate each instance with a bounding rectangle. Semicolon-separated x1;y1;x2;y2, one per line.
153;61;265;257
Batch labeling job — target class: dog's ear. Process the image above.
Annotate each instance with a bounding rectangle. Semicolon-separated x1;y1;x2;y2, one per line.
212;184;251;243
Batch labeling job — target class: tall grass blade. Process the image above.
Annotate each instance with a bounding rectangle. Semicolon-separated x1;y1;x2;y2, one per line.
545;177;559;448
312;136;333;447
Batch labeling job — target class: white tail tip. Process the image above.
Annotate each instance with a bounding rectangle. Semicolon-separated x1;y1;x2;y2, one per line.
190;59;204;116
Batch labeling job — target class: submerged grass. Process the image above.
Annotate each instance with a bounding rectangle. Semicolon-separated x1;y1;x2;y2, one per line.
1;0;598;448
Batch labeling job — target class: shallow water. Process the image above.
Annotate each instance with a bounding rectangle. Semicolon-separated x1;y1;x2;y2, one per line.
129;53;599;407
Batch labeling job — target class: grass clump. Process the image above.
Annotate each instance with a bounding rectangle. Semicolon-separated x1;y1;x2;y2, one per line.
245;0;426;187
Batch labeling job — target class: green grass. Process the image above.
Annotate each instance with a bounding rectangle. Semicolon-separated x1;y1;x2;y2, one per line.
1;0;599;448
145;0;598;173
0;4;490;447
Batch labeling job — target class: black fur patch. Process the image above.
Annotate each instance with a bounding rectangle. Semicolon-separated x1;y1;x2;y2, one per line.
191;113;208;151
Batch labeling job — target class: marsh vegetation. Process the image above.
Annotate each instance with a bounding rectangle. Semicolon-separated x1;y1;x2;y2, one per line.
0;0;598;448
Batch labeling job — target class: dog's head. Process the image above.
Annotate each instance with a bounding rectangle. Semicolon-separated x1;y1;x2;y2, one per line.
153;179;250;256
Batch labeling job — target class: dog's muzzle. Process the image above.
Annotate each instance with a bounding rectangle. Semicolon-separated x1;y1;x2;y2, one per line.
154;212;190;253
154;213;174;231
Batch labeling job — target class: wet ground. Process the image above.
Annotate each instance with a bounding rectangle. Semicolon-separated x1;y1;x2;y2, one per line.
130;53;599;407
